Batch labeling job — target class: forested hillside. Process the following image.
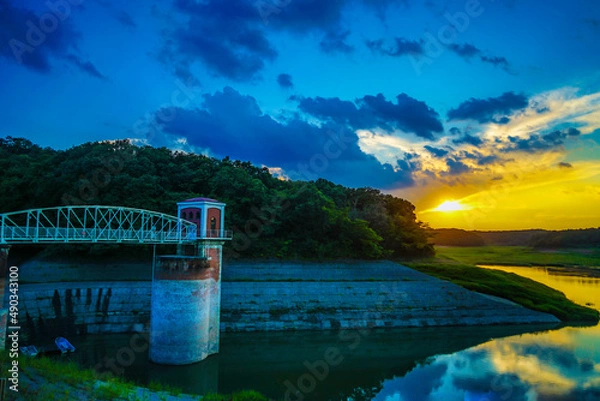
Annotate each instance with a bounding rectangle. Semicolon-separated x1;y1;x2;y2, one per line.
0;137;433;259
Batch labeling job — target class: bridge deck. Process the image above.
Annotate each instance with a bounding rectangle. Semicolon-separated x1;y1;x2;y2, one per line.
0;206;232;245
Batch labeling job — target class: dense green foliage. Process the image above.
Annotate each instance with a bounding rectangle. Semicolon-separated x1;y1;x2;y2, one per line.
406;261;600;322
0;137;433;259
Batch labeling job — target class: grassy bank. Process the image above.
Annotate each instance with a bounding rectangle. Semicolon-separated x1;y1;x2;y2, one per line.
1;352;268;401
435;246;600;268
405;245;600;323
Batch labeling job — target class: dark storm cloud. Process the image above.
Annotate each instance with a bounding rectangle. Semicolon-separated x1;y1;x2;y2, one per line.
152;87;416;189
162;0;405;81
502;128;581;153
478;155;499;165
0;0;105;80
448;92;529;124
542;127;580;144
160;0;277;81
446;158;472;175
297;93;444;140
424;145;449;158
320;30;354;54
277;73;293;88
366;37;424;56
453;134;484;146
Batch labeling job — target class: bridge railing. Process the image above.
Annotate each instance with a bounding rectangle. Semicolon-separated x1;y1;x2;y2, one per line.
197;230;234;240
0;206;201;245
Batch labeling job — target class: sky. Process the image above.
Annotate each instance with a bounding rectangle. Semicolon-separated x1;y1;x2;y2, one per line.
1;0;600;230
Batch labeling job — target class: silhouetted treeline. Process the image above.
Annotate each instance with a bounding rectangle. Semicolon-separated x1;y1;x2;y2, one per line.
432;228;600;248
0;137;433;259
431;228;485;246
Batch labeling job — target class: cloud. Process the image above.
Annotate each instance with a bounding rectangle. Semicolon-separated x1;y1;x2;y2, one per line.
160;0;402;81
0;0;104;80
424;145;449;158
447;43;480;58
115;10;136;28
375;362;448;401
480;55;511;71
150;87;416;189
277;73;293;89
366;37;424;56
158;0;277;81
320;30;354;54
446;158;473;175
448;92;529;124
558;162;573;169
453;373;530;401
478;155;499;165
448;43;513;72
65;54;108;80
297;93;444;140
501;127;581;154
453;134;484;146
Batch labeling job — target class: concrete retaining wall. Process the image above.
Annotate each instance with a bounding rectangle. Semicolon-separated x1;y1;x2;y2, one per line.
16;260;559;340
17;282;151;342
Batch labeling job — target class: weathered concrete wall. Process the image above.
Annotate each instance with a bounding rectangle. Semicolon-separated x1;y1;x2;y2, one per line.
219;261;560;331
17;282;151;343
16;260;560;341
149;279;219;365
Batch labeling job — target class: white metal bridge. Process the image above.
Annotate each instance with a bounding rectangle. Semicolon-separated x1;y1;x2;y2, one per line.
0;206;230;245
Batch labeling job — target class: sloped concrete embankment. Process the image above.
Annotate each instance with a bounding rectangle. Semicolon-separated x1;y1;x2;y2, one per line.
16;260;559;339
219;260;560;331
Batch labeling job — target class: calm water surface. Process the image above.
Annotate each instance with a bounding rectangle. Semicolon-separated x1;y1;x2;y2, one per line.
68;266;600;400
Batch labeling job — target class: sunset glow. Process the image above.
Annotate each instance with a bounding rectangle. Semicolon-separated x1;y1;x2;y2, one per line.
434;201;465;213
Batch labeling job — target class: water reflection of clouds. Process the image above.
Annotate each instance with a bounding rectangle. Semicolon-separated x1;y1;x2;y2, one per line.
373;331;600;401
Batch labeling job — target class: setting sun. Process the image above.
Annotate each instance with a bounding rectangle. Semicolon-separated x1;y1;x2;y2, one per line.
434;201;464;212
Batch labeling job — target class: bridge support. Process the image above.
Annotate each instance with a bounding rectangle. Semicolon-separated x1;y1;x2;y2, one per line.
149;241;224;365
0;246;10;351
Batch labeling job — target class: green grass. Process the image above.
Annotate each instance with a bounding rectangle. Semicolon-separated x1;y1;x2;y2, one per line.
405;260;599;323
202;390;269;401
435;246;600;267
0;352;268;401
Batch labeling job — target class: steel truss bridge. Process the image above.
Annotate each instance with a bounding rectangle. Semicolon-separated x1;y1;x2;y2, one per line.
0;206;231;245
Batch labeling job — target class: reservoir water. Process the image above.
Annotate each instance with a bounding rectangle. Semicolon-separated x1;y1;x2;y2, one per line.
68;266;600;400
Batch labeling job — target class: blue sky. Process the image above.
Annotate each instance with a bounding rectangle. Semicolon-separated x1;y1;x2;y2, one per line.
1;0;600;228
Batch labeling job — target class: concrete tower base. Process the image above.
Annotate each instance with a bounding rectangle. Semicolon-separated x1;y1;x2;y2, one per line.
149;248;222;365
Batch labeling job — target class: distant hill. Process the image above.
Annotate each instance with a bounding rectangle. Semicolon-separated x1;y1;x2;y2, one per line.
432;228;600;248
430;228;485;246
474;230;548;246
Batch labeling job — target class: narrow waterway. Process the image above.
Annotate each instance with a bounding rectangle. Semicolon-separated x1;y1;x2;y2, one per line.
66;266;600;400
